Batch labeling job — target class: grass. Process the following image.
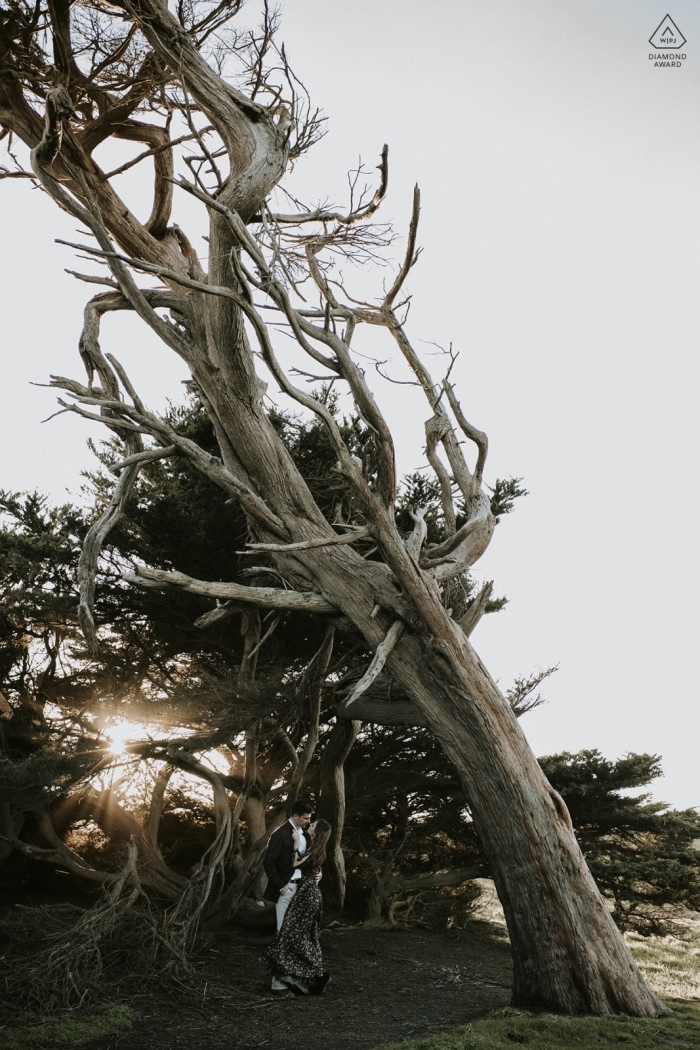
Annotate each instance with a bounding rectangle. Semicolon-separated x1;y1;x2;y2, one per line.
0;1003;134;1050
373;913;700;1050
371;1002;700;1049
627;927;700;1001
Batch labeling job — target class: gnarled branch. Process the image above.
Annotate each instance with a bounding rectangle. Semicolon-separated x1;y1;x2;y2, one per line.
269;144;388;225
420;491;495;582
50;372;289;538
241;526;370;554
124;564;340;615
78;431;143;657
345;620;406;706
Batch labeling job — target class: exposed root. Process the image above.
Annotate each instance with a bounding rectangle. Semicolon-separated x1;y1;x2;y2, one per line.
0;842;195;1017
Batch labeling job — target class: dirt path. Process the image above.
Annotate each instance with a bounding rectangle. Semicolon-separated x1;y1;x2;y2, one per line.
84;920;513;1050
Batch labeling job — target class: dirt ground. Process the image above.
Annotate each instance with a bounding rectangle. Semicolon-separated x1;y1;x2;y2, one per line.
82;919;514;1050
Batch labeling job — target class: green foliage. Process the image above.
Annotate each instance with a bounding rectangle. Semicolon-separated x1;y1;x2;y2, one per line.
0;491;86;695
337;737;700;927
82;398;375;707
488;477;528;521
541;750;700;930
81;405;252;692
395;473;445;545
0;744;95;810
0;493;105;815
370;1002;700;1050
332;721;481;918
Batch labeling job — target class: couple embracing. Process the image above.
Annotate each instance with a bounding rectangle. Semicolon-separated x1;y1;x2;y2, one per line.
262;800;332;996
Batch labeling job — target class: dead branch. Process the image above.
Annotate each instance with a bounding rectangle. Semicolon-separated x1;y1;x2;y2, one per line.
420;491;494;582
286;624;334;798
443;380;488;489
33;84;74;168
406;508;428;559
425;416;457;536
0;803;110;885
174;175;398;505
30;129;192;361
458;581;493;637
241;526;370;553
221;274;369;493
345;620;406;706
111;119;175;238
246;612;282;661
383;184;421;310
147;764;176;858
387;865;486;894
50;373;290;538
124;564;340;615
78;431;143;657
165;748;234;931
110;444;178;474
103;131;201;180
268;144;388;224
335;695;427;727
193;602;249;629
238;609;262;683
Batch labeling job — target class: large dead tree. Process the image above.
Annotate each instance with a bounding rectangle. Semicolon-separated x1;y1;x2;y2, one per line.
0;0;666;1014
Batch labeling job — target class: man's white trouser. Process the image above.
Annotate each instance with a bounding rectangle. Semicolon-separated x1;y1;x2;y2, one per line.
275;880;298;930
271;882;304;992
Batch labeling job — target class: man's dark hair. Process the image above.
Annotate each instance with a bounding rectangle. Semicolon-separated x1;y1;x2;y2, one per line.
291;799;313;816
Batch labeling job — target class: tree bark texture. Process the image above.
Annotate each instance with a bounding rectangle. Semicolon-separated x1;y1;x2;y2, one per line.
318;716;360;918
243;794;268;899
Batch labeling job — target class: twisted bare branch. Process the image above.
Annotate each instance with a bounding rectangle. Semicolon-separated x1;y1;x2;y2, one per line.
124;564;340;615
345;620;406;707
269;144;388;224
78;431;143;657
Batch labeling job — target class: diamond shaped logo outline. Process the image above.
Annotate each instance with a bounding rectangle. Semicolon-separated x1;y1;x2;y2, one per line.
649;14;686;49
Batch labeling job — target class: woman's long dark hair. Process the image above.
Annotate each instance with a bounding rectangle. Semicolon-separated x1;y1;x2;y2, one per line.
309;819;331;869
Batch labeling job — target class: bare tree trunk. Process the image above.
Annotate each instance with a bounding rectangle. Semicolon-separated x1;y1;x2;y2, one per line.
0;2;667;1012
318;716;360;918
243;793;267;899
385;631;656;1013
364;883;386;927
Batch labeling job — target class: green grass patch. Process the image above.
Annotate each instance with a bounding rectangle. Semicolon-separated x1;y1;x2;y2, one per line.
372;1000;700;1049
628;929;700;1001
0;1003;134;1050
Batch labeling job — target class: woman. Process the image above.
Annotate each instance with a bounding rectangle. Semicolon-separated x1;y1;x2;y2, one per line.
263;818;332;995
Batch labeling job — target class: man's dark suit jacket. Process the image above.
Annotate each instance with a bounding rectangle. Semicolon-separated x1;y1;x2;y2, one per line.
263;820;298;902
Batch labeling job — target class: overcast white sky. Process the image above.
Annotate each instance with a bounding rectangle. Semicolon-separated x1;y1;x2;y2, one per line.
1;0;699;808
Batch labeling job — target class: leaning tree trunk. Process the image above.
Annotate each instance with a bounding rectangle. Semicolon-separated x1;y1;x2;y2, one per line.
173;188;663;1008
183;326;664;1014
4;0;666;1014
318;716;360;918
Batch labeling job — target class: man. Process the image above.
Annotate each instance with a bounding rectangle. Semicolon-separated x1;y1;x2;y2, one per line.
263;799;313;992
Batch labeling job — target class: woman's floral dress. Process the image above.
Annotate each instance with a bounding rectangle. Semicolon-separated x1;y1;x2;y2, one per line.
263;866;324;983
